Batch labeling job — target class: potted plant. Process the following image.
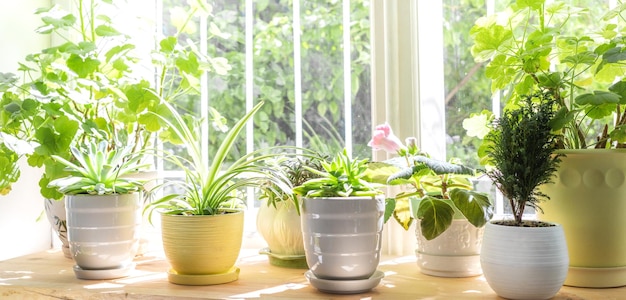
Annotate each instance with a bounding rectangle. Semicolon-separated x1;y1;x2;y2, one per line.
47;139;148;280
366;123;493;277
144;101;292;285
292;149;385;294
256;153;329;269
481;93;568;299
466;0;626;287
0;0;221;257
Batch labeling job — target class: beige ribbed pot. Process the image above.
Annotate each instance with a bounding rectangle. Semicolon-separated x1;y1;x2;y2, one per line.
538;149;626;287
161;211;244;284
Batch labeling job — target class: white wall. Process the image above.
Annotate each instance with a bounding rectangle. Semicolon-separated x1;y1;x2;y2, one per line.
0;0;52;261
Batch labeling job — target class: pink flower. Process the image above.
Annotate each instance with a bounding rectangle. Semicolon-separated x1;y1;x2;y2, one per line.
368;123;406;154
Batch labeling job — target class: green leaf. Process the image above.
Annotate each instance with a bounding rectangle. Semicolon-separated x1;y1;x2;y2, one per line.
159;36;177;53
516;0;545;10
575;91;621;106
470;23;512;62
412;156;475;176
0;72;18;91
602;46;626;63
415;197;454;240
449;188;493;228
36;9;76;33
562;51;597;66
384;198;395;224
610;125;626;143
549;106;576;131
609;81;626;104
67;54;100;78
95;25;121;37
462;110;493;139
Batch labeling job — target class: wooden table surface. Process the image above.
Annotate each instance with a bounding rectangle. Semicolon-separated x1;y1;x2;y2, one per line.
1;248;625;299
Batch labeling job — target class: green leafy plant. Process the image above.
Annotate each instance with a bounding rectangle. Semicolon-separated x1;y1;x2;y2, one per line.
485;92;563;225
466;0;626;150
202;0;372;159
144;101;292;217
259;153;330;215
0;0;222;199
292;149;382;198
366;123;493;240
48;140;147;195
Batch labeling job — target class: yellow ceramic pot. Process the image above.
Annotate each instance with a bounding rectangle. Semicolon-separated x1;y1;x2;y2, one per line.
161;212;244;276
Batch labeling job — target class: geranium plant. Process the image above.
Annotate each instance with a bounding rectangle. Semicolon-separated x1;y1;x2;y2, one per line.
466;0;626;150
366;123;493;240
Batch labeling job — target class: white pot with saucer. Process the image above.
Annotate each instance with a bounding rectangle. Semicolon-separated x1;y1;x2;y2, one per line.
301;195;385;294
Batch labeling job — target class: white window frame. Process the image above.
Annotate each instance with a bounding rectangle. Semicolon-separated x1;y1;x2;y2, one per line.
370;1;446;255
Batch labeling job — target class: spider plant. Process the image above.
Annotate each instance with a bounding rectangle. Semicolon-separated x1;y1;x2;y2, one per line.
145;101;293;217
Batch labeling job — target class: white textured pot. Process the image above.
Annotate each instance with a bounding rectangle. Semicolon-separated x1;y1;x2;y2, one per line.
301;195;385;280
44;198;71;259
415;219;483;277
66;193;141;278
481;221;569;300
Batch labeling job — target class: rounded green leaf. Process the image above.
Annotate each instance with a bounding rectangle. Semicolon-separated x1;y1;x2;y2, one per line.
415;197;454;240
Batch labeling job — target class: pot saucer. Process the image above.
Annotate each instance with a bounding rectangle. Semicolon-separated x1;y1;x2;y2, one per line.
259;247;308;269
167;267;240;285
305;270;384;294
73;263;136;280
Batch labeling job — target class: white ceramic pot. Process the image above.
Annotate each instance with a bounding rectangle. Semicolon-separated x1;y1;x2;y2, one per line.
301;195;385;280
481;221;569;300
44;198;71;259
415;219;483;277
66;193;141;276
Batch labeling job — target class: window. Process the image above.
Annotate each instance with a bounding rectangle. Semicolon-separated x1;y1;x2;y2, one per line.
156;0;373;231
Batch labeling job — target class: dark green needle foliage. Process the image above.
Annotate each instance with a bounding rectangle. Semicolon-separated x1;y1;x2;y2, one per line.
486;92;563;224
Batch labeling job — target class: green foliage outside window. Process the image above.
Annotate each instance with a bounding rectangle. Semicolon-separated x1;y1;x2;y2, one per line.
163;0;371;163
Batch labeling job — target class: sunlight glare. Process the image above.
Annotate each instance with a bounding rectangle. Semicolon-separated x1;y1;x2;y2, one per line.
230;283;307;298
379;256;415;266
115;272;167;284
83;282;125;289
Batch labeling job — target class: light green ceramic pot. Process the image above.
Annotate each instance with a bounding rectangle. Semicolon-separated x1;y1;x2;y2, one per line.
538;149;626;287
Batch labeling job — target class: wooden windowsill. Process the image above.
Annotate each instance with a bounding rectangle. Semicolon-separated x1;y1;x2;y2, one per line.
0;248;624;299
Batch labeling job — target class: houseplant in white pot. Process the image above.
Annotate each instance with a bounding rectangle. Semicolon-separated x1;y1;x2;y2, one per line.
467;0;626;287
293;149;385;294
144;101;292;285
0;0;213;257
366;123;493;277
48;140;148;280
256;153;329;269
481;93;568;300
